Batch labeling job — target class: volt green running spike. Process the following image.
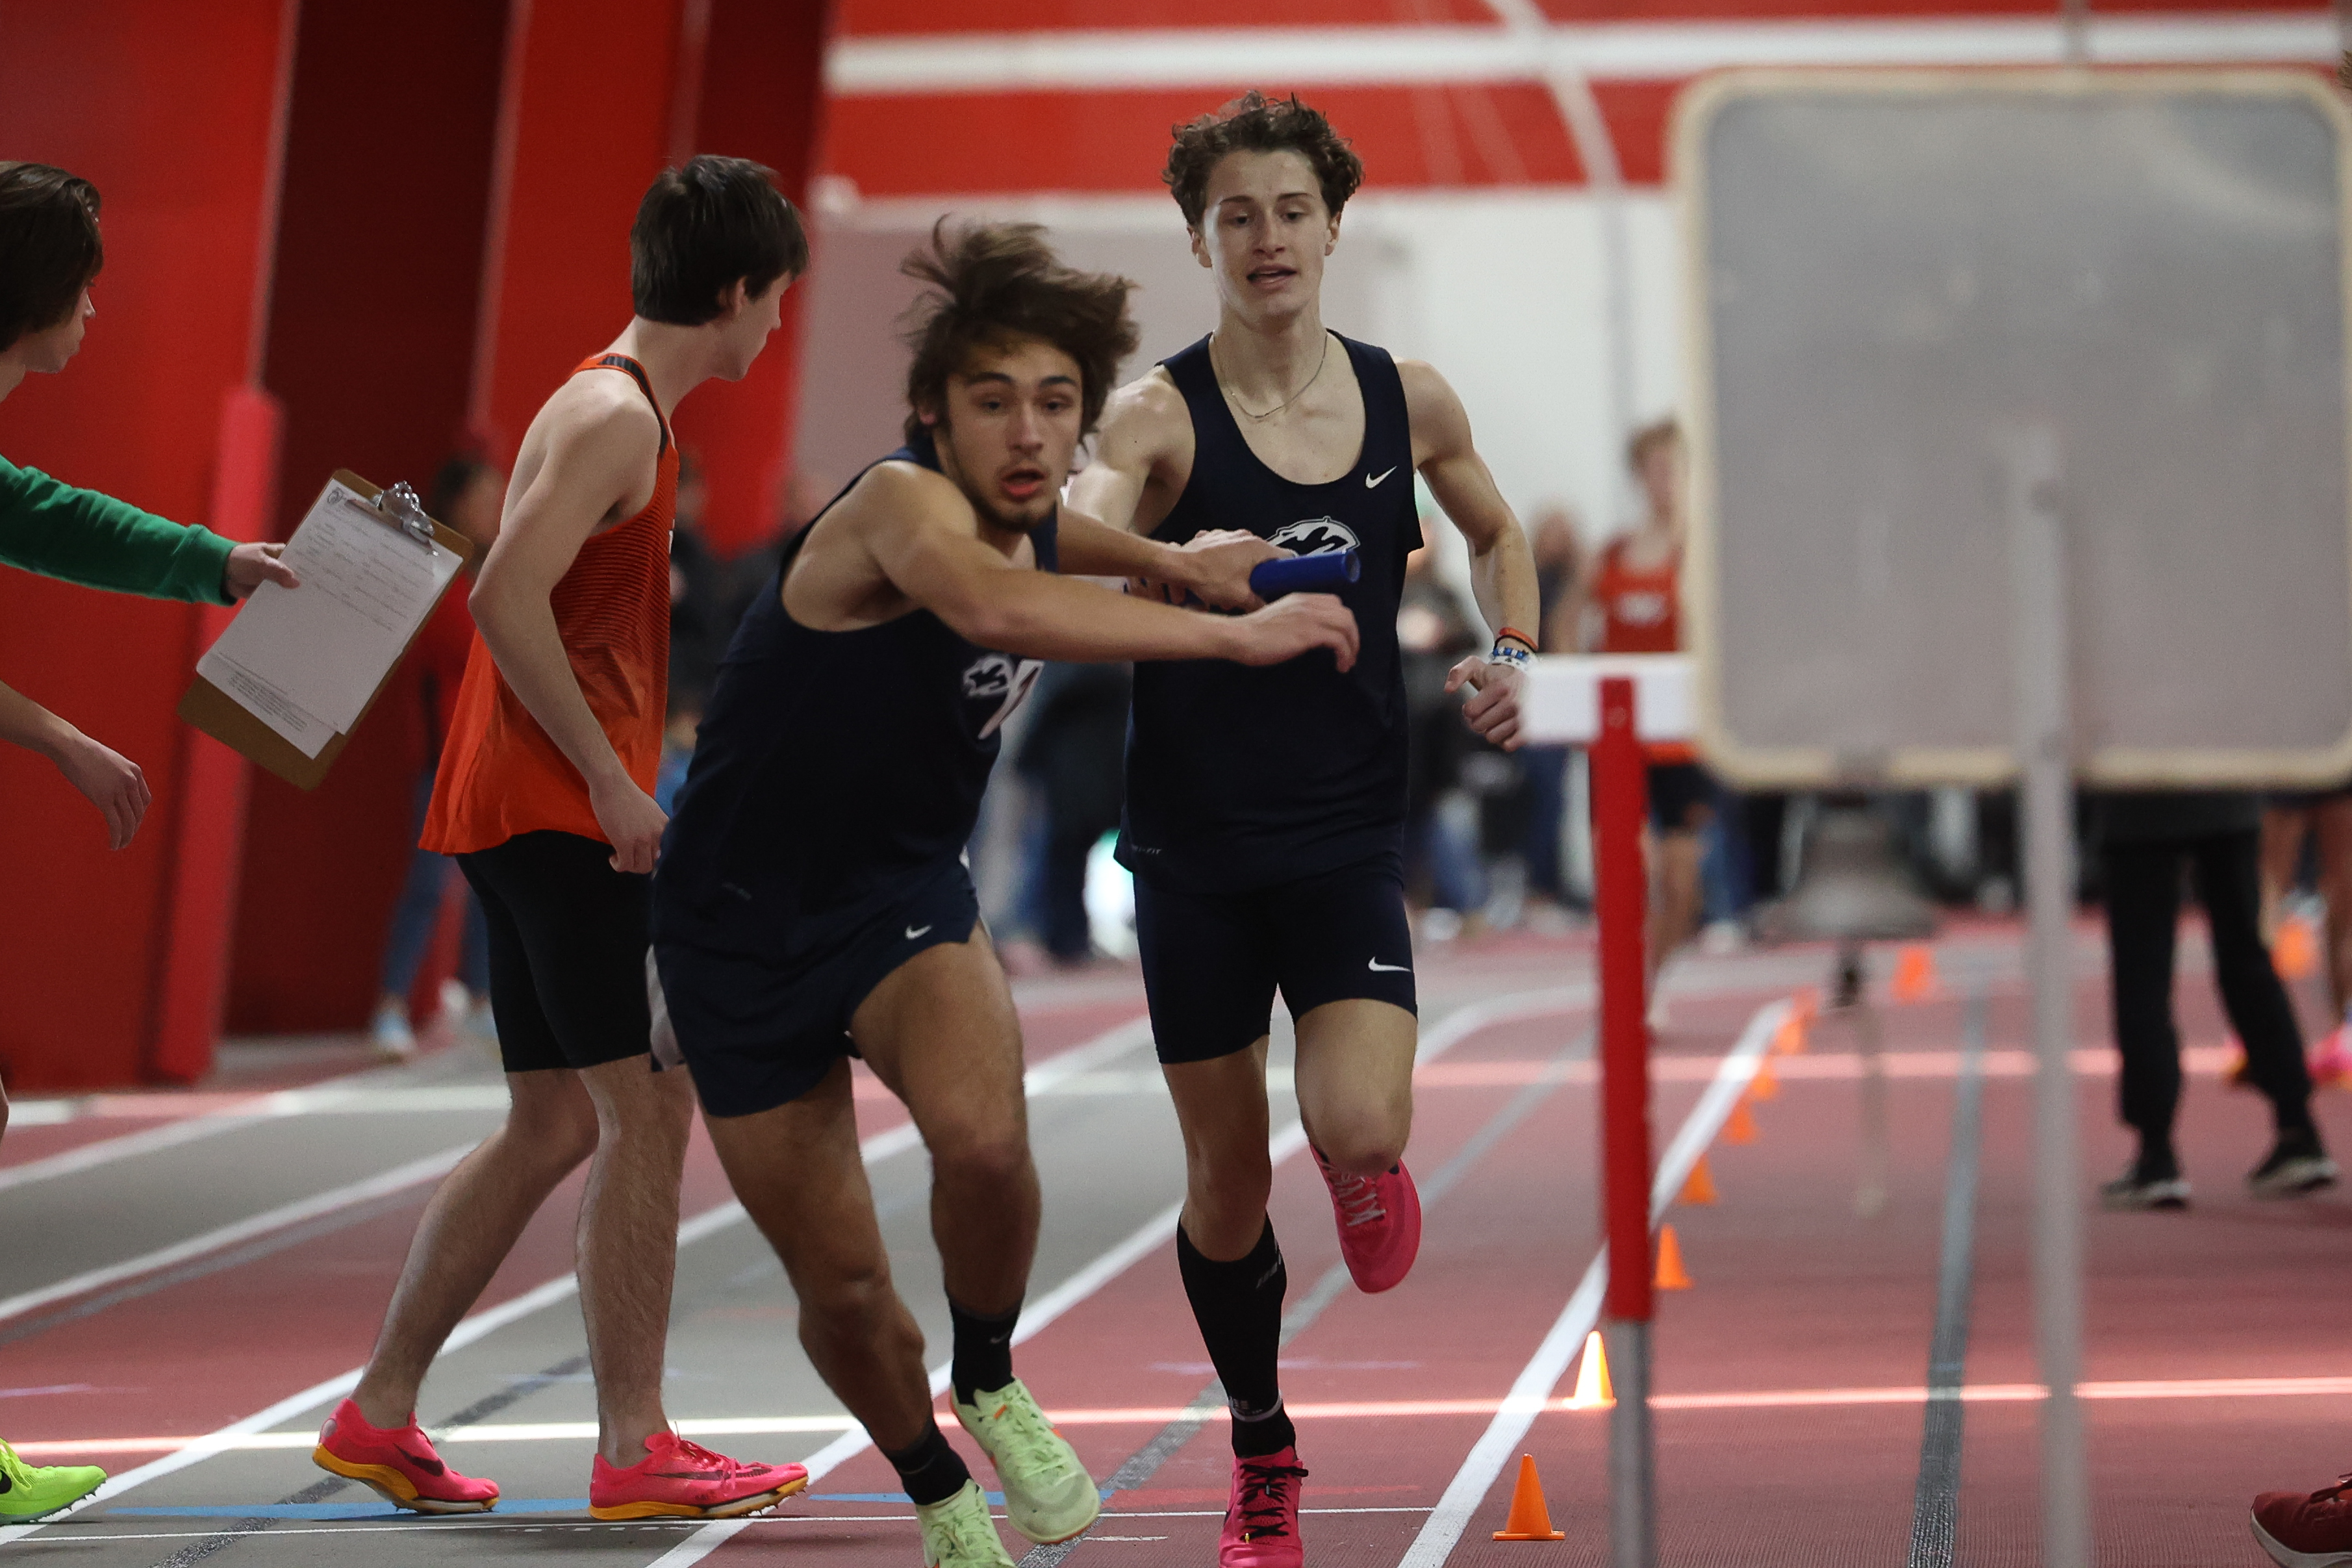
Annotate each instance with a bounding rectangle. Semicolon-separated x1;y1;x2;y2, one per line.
952;1378;1100;1545
0;1439;105;1521
916;1479;1017;1568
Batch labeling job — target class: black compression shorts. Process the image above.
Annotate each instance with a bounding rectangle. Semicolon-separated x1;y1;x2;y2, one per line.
1133;852;1417;1065
1647;761;1716;835
457;830;656;1076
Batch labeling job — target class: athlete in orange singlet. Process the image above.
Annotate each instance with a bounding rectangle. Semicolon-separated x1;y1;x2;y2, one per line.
312;157;809;1523
1575;418;1705;1009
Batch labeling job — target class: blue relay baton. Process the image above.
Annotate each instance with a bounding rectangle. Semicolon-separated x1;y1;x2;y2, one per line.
1250;549;1361;599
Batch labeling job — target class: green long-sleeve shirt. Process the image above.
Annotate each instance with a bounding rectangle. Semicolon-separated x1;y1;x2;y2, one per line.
0;453;235;605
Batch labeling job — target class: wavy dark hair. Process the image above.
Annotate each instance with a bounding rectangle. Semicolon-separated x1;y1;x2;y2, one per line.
899;220;1139;443
1163;92;1365;229
0;162;103;352
631;155;807;325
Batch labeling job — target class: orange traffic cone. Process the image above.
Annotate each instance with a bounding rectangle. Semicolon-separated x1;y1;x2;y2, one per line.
1654;1224;1693;1289
1567;1330;1613;1409
1493;1455;1567;1541
1890;944;1938;1003
2275;916;2320;981
1679;1155;1719;1206
1749;1060;1780;1102
1723;1099;1758;1144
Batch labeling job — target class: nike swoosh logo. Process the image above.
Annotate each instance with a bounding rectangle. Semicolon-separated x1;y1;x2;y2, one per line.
395;1446;446;1478
1365;466;1397;488
905;925;932;941
1368;958;1410;973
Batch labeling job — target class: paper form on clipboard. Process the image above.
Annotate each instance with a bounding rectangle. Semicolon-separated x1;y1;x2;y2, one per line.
196;477;466;757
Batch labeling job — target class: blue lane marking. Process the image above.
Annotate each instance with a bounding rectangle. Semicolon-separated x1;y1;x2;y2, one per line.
109;1499;590;1519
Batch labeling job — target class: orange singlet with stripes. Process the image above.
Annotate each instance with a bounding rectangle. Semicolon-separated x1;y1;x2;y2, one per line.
421;355;675;855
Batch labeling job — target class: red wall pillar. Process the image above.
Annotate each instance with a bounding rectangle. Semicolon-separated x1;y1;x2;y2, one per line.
672;0;835;556
223;0;512;1035
0;0;297;1090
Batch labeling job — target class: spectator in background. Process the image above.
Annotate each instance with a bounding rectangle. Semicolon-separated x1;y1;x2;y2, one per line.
668;448;734;709
2258;785;2352;1083
1399;512;1486;932
1569;418;1706;1015
1517;503;1587;924
2095;789;2336;1209
1015;661;1132;965
370;454;503;1057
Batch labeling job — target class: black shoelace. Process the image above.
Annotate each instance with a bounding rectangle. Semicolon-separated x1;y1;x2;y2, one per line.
1233;1459;1309;1541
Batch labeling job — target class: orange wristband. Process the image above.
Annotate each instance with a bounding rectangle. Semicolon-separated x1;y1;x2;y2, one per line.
1495;626;1539;653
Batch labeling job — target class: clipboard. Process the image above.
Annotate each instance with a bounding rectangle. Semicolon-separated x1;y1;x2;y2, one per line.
179;469;474;790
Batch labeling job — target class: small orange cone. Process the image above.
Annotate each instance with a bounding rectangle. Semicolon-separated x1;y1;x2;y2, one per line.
1890;944;1939;1003
1567;1330;1613;1409
2275;916;2320;981
1679;1155;1719;1206
1654;1224;1693;1289
1722;1099;1758;1144
1749;1059;1780;1101
1493;1455;1567;1541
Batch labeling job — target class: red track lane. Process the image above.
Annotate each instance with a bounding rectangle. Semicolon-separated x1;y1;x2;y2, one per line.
692;987;1760;1567
0;1004;1142;1463
1452;972;2352;1568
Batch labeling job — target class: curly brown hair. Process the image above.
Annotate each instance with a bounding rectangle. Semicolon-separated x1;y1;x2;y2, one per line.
900;220;1140;443
1163;92;1365;229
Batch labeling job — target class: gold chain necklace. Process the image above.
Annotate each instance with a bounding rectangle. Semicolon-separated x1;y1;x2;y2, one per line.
1214;331;1330;423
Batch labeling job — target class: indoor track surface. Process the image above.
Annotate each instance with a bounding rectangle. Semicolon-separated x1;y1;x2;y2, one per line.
1;920;2344;1567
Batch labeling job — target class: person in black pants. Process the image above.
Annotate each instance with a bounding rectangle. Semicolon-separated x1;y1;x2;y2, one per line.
2098;791;2337;1208
1015;660;1132;964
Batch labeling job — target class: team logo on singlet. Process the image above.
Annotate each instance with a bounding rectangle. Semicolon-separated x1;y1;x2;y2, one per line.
963;653;1044;739
1267;516;1360;557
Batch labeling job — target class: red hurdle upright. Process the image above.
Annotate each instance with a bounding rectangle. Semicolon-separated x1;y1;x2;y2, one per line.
1590;675;1656;1568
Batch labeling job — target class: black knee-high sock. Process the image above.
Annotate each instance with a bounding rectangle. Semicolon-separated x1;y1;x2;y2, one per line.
883;1421;972;1507
1178;1219;1296;1458
949;1297;1020;1403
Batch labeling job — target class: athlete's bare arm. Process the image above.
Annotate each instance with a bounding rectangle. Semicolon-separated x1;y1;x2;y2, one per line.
787;461;1358;670
1054;508;1271;611
1071;368;1286;606
470;375;666;872
1402;359;1540;750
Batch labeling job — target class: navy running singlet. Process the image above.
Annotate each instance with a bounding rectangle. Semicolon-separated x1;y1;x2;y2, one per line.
1117;333;1416;894
652;431;1056;959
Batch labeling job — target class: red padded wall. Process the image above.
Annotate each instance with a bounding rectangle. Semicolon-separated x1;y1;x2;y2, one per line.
671;0;835;556
0;0;296;1089
223;0;512;1034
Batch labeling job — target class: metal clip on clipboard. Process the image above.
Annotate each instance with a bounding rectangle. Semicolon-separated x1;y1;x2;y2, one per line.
373;480;439;548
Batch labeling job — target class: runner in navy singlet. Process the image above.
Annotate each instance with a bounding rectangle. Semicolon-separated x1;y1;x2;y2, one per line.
648;221;1358;1568
1070;95;1545;1567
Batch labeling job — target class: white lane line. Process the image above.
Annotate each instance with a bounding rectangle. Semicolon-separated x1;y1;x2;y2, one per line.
642;989;1562;1568
0;1068;514;1195
0;1108;283;1197
1398;996;1790;1568
35;1369;2352;1458
0;1144;476;1328
0;1013;1157;1545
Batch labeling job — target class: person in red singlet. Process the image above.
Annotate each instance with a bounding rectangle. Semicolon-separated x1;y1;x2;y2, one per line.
312;157;809;1523
1577;418;1706;1008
